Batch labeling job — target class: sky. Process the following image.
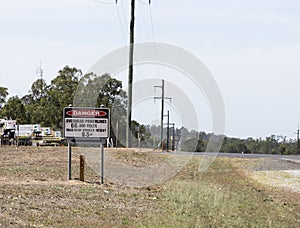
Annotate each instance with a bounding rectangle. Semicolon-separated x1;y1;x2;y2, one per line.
1;0;300;139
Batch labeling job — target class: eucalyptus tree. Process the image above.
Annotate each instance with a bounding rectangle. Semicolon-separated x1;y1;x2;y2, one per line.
1;96;29;123
47;66;82;129
0;86;8;109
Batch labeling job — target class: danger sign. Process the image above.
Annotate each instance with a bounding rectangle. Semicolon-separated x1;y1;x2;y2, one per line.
65;110;107;117
63;107;110;140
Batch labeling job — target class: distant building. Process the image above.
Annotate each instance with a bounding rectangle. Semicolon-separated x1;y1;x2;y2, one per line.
17;124;41;137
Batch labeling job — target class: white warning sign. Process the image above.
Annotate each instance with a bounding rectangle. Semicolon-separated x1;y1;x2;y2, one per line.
63;107;110;139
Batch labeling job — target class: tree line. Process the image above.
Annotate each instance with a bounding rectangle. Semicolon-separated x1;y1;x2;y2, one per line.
195;132;298;155
0;66;150;147
0;66;126;129
0;65;298;153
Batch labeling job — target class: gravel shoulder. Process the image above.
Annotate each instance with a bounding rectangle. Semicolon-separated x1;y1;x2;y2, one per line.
246;158;300;193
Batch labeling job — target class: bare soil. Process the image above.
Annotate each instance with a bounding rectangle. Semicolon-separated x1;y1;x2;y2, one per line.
0;146;161;227
0;147;299;227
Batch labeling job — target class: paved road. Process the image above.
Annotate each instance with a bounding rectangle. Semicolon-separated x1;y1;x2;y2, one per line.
164;151;300;162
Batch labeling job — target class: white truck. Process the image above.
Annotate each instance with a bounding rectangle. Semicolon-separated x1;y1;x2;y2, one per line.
0;119;16;145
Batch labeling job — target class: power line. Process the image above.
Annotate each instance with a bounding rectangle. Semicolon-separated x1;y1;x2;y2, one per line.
117;1;151;148
149;3;161;78
92;0;126;44
120;0;129;31
116;2;145;79
92;0;115;5
96;0;154;147
115;1;147;108
137;0;151;5
115;4;128;44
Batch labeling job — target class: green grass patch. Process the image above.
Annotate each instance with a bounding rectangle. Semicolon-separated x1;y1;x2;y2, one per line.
141;157;300;227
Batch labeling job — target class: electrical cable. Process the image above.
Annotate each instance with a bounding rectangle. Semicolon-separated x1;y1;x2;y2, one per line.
149;3;161;78
93;0;150;101
120;0;129;28
115;4;128;44
92;0;115;5
137;0;149;5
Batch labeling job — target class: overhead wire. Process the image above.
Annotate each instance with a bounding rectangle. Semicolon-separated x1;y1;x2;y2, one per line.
120;0;129;32
92;0;153;98
92;0;129;89
113;1;145;98
90;0;129;45
91;0;126;42
132;1;147;97
92;0;163;128
149;3;161;79
115;3;128;44
148;2;173;124
137;0;149;5
92;0;115;5
116;1;144;97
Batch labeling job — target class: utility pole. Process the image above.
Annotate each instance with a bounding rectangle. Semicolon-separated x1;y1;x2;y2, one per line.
164;111;170;151
115;0;151;147
154;79;171;149
115;120;119;149
169;123;175;151
126;0;135;148
296;125;300;154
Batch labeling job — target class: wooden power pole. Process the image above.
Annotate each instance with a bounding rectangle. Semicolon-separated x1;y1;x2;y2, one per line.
297;125;300;154
165;111;170;151
115;0;152;147
154;79;171;149
125;0;136;148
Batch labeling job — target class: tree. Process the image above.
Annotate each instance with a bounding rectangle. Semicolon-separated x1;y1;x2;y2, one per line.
74;72;126;108
29;78;48;102
74;72;128;145
21;78;50;126
49;65;81;106
262;135;279;154
244;138;260;154
47;66;81;129
196;132;208;152
0;87;8;109
1;96;29;123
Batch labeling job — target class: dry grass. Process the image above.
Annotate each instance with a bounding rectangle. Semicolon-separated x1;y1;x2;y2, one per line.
146;157;300;227
0;147;299;227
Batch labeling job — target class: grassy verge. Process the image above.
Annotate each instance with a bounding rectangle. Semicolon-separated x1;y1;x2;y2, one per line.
141;157;300;227
0;147;299;227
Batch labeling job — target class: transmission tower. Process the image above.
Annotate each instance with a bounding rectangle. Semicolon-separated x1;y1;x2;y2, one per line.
36;62;43;79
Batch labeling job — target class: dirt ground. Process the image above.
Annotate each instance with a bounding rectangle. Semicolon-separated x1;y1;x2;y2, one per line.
0;146;171;227
0;146;299;227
